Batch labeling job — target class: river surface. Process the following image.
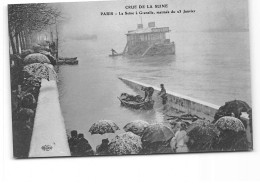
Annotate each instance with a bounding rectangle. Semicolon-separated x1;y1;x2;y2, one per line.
57;32;251;149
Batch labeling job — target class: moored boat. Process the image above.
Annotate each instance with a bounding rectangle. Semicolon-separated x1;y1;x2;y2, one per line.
58;57;78;65
109;53;123;57
122;21;175;57
59;57;77;60
118;93;154;110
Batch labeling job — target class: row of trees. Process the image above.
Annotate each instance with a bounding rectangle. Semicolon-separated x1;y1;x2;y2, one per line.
8;3;61;54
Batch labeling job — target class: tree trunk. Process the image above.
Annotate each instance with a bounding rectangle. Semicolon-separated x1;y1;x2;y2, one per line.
15;33;20;54
20;31;24;50
24;31;30;48
22;31;27;49
56;24;59;60
18;32;24;51
9;31;16;54
50;29;53;42
28;34;32;48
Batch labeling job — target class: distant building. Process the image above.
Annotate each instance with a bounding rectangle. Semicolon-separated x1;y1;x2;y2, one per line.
123;22;175;56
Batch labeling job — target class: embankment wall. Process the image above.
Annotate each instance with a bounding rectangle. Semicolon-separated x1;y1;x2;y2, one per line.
119;77;251;140
119;77;220;120
29;65;70;157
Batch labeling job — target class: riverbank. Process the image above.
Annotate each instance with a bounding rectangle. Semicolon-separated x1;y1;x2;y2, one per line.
10;43;71;158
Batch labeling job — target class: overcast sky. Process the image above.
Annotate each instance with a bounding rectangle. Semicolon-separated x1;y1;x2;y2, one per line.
54;0;249;40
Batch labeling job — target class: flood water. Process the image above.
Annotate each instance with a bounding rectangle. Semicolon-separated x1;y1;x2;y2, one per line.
57;32;251;149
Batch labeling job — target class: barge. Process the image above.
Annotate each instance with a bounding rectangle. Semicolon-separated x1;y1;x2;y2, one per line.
111;22;175;57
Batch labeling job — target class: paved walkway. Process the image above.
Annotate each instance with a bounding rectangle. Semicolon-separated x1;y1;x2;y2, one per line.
29;77;70;157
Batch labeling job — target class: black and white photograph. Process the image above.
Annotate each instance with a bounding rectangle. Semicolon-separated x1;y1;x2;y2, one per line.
8;0;252;159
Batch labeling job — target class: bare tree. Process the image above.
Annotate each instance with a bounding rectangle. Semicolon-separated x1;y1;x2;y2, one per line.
8;3;61;54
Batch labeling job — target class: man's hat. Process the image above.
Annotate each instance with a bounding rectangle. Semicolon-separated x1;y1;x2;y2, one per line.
102;138;109;144
71;130;78;136
78;133;84;138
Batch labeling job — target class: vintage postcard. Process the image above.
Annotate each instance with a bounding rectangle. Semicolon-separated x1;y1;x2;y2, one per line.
8;0;252;158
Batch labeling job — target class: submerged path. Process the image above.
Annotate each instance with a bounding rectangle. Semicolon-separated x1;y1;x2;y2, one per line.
119;77;220;120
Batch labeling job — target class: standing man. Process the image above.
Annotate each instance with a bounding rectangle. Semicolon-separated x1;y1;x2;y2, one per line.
141;86;154;101
96;138;110;155
49;41;56;56
111;48;118;56
158;84;167;105
77;133;94;156
68;130;78;156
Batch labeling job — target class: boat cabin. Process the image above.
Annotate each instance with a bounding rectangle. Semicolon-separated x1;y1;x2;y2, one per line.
126;22;171;48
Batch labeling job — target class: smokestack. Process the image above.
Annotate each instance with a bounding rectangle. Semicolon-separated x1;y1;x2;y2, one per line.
137;24;143;29
148;22;155;28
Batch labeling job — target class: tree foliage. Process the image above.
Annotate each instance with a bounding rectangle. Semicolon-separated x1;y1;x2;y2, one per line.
8;3;61;53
